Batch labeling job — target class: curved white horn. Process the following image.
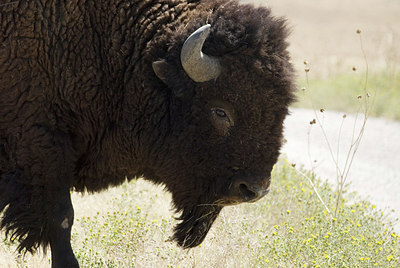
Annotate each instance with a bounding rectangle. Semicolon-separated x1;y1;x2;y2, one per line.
180;24;221;82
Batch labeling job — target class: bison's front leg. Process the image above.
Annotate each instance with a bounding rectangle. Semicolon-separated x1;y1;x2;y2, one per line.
0;172;78;267
8;126;79;267
48;186;78;268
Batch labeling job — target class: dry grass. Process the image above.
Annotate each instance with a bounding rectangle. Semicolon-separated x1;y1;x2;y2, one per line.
3;160;399;267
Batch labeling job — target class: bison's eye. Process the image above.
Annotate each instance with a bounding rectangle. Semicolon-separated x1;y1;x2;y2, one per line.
211;107;230;121
210;107;234;135
215;109;227;118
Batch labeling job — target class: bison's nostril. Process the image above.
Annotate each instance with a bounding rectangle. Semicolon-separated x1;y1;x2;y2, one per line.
239;183;257;200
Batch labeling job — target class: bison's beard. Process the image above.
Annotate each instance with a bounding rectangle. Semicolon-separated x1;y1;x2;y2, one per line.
173;204;222;248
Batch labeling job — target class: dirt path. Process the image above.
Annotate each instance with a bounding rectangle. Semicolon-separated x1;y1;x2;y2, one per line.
282;108;400;231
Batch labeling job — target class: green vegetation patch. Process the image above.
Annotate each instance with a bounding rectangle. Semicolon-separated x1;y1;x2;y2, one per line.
70;159;399;267
296;72;400;120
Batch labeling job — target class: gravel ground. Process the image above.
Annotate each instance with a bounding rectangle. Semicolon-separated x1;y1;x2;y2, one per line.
282;108;400;231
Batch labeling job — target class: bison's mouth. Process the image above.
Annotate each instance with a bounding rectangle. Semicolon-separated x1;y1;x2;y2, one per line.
173;204;222;248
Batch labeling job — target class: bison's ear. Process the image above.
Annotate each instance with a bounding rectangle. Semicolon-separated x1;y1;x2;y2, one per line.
152;60;169;84
152;60;194;99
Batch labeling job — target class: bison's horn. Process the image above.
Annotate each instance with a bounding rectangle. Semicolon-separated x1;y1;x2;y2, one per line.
181;24;221;82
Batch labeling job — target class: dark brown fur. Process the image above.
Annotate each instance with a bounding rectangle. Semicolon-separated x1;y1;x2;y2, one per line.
0;0;295;266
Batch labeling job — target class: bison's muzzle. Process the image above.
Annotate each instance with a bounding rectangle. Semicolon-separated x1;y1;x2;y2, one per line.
173;171;271;248
225;170;271;205
235;180;270;202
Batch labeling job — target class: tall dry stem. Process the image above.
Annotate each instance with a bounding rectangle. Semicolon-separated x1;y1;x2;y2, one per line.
301;29;375;220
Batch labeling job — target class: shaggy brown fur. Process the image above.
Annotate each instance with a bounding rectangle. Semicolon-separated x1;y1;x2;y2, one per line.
0;0;295;266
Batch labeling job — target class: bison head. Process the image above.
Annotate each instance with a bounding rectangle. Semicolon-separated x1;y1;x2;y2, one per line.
145;4;295;249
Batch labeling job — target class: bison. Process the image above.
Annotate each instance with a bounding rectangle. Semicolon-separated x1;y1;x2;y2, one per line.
0;0;295;266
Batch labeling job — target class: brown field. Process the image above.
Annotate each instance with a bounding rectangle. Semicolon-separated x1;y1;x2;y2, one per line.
246;0;400;77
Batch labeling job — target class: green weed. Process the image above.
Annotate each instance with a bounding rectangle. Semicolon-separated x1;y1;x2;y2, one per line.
296;71;400;120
